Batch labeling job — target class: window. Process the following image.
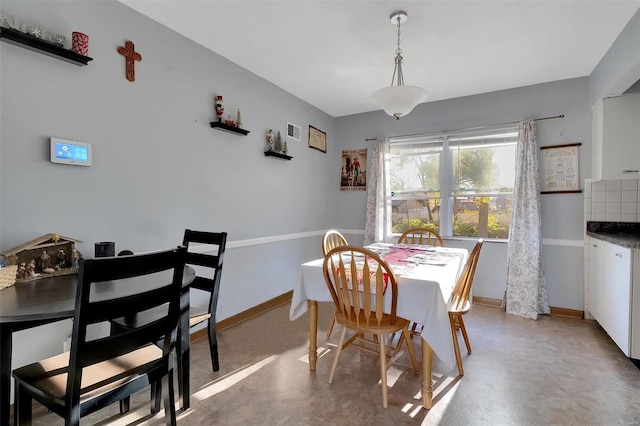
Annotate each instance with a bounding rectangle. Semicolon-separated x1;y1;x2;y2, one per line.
390;127;517;239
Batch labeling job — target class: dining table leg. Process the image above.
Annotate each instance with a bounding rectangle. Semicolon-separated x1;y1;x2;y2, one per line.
308;300;318;371
422;339;434;409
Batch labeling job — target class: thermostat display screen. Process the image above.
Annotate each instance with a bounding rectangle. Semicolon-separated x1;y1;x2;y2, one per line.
50;137;92;166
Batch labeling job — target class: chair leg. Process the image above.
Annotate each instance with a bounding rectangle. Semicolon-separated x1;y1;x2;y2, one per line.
449;314;464;376
325;313;336;340
162;373;177;426
119;396;131;414
401;328;420;374
150;380;161;414
15;383;32;426
328;327;347;384
207;315;219;372
458;315;472;354
378;333;388;408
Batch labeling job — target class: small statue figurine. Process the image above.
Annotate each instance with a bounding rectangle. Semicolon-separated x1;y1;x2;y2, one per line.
26;260;36;278
57;248;68;269
17;263;26;279
215;95;224;122
39;250;50;272
236;108;242;129
72;248;82;273
274;130;283;153
266;129;275;151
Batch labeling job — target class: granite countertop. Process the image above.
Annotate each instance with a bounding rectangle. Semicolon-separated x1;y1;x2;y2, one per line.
586;222;640;249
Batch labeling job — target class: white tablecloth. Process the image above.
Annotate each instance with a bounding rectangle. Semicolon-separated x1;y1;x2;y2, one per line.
289;245;468;371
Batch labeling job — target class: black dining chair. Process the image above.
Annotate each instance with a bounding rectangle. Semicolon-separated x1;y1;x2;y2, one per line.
12;246;187;426
111;229;227;411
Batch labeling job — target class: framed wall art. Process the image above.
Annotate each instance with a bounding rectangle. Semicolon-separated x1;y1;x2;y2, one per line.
540;142;582;194
308;125;326;153
340;149;367;191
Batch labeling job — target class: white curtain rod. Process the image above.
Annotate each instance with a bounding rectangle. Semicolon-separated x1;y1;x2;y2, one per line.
364;114;565;142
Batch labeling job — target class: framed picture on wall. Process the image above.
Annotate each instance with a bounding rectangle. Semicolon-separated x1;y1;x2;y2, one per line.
340;149;367;191
540;143;582;194
308;125;326;153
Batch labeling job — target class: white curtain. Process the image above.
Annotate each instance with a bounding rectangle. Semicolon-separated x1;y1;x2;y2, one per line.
363;138;391;245
505;120;550;320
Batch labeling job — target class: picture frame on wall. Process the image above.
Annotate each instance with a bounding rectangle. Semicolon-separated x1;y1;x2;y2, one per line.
540;142;582;194
308;125;326;153
340;149;367;191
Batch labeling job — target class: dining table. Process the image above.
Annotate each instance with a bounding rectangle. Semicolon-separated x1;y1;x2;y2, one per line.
290;242;468;409
0;265;195;426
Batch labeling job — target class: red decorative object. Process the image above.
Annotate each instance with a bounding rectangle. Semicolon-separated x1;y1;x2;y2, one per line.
117;40;142;82
71;31;88;55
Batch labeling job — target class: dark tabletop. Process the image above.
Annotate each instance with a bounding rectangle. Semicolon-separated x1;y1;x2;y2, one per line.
0;267;195;323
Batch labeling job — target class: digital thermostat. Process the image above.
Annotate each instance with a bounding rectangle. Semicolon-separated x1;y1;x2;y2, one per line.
50;137;92;166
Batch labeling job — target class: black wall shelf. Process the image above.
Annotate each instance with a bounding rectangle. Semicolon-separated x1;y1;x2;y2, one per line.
264;151;292;161
0;27;93;66
210;121;250;136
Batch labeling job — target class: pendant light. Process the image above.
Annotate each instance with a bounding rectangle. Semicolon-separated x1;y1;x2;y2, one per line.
371;11;428;120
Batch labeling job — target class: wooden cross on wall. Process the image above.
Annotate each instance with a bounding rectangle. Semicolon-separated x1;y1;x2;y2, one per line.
117;40;142;82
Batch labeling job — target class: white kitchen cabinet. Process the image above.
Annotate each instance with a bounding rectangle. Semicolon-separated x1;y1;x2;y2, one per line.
588;238;633;356
591;92;640;181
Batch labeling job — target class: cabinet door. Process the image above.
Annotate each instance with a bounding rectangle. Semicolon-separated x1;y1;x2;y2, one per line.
601;241;632;355
588;239;602;320
601;93;640;180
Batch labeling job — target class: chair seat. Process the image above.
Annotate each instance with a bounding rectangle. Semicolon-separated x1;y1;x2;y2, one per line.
335;310;412;334
13;344;163;403
189;312;211;327
448;300;471;315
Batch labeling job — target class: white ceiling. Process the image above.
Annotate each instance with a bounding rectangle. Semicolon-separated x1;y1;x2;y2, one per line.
119;1;640;118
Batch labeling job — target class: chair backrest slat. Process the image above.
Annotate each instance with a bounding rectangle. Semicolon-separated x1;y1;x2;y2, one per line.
398;228;444;247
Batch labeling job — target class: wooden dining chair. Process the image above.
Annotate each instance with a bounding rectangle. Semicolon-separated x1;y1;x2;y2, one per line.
322;230;348;340
111;229;227;412
322;245;419;408
12;246;187;426
398;227;444;246
449;238;483;376
399;228;445;338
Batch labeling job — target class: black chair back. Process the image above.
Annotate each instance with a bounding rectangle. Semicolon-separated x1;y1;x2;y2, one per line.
66;246;187;420
182;229;227;372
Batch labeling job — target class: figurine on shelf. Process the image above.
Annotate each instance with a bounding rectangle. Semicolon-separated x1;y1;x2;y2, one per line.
56;248;68;269
274;130;283;153
72;248;82;273
266;129;275;151
225;115;236;126
215;95;224;122
284;140;289;155
39;250;50;272
236;108;242;129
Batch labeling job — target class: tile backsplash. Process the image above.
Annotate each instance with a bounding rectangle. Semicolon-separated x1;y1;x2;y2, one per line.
585;179;640;222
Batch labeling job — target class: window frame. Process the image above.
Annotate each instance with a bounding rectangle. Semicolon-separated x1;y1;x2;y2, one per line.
390;126;518;240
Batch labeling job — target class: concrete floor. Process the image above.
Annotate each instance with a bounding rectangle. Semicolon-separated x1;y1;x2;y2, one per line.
25;302;640;425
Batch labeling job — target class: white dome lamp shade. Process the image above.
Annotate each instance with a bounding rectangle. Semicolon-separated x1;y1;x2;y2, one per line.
371;11;428;120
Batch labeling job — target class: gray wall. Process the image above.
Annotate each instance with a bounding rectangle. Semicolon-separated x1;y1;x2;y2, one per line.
335;78;592;309
1;0;333;373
